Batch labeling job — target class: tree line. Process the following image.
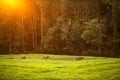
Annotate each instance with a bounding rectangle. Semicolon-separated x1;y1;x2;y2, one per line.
0;0;120;57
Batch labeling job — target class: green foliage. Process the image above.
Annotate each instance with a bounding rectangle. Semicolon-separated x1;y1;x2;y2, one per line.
42;18;63;53
81;19;106;54
0;0;120;57
101;0;112;5
43;18;85;55
81;19;105;45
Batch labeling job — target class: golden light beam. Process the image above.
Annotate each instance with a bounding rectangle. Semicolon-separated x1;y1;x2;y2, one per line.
4;0;24;9
0;0;29;13
0;0;36;19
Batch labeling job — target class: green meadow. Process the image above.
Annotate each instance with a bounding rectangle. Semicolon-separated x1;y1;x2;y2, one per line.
0;54;120;80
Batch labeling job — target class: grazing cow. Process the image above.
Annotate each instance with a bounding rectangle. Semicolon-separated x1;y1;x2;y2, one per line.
41;56;50;60
74;56;83;61
20;55;26;59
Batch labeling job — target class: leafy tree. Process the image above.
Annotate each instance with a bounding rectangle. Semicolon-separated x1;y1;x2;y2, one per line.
81;19;106;54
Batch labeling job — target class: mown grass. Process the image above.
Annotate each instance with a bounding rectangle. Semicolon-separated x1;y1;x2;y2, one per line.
0;54;120;80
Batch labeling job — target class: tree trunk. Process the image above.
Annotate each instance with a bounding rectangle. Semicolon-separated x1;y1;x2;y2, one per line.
9;25;12;58
21;16;25;53
98;46;101;54
112;1;118;54
112;1;118;37
40;6;44;49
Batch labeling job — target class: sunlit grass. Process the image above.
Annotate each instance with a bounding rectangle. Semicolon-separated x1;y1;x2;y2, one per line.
0;54;120;80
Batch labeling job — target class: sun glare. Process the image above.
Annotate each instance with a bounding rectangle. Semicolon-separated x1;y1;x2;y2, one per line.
4;0;24;10
0;0;29;13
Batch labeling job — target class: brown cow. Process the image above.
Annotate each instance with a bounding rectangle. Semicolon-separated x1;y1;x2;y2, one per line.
20;55;26;59
41;56;50;60
74;56;83;61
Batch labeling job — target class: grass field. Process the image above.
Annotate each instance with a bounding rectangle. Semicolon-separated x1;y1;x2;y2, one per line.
0;54;120;80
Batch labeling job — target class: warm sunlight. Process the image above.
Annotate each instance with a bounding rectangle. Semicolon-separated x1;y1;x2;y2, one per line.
4;0;23;9
0;1;120;80
1;0;28;13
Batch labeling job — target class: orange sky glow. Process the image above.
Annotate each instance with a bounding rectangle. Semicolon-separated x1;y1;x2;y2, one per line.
0;0;30;15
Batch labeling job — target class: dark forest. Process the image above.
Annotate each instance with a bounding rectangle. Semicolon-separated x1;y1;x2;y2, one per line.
0;0;120;57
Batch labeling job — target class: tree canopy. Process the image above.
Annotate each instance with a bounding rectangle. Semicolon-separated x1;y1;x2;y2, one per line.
0;0;119;57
